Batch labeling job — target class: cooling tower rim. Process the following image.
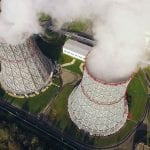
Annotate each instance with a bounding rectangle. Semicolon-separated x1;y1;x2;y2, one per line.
0;37;38;63
84;51;136;85
0;38;6;43
0;35;33;45
84;63;134;86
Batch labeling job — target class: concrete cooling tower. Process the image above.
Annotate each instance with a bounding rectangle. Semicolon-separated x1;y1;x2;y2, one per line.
68;62;131;136
0;36;53;96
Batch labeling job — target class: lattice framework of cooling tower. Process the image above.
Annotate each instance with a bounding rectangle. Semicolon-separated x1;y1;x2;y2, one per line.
0;36;53;95
68;66;130;136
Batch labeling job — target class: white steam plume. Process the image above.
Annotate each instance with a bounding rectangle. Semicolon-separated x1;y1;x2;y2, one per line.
87;1;150;82
0;0;41;44
1;0;150;82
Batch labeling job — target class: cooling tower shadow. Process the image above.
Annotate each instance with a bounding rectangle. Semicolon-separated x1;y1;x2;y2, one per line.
22;100;29;112
133;123;148;146
35;34;66;62
0;87;5;98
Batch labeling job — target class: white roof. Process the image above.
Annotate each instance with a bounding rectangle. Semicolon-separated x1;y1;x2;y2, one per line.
63;39;92;56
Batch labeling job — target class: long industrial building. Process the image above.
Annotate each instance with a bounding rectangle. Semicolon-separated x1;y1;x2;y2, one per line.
63;39;92;61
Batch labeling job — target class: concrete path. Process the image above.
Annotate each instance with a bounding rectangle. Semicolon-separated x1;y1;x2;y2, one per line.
61;59;76;67
79;63;84;73
61;68;81;86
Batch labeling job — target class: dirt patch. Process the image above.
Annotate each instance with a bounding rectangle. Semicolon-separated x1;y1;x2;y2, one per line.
61;68;81;86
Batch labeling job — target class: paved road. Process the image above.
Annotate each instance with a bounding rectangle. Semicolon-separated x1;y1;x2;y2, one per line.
0;100;78;150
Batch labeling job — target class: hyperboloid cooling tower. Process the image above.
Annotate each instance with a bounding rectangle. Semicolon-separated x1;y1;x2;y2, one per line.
68;60;131;136
0;36;53;96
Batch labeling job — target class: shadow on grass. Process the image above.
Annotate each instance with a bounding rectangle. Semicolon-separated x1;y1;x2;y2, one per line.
22;100;29;112
134;123;148;144
0;88;5;98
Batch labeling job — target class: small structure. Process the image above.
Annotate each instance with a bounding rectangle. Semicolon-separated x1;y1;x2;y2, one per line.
63;39;92;61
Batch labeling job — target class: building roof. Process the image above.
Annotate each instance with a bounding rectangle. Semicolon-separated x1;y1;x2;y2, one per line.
63;39;92;56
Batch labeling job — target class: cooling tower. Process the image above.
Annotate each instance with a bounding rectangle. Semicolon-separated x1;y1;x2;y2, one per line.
68;62;131;136
0;36;53;96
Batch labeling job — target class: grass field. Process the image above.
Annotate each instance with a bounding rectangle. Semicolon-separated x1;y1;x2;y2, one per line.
60;54;83;75
0;128;8;141
148;112;150;123
48;69;148;147
65;20;93;33
127;70;147;121
64;59;83;75
3;85;59;114
49;85;74;130
60;54;73;64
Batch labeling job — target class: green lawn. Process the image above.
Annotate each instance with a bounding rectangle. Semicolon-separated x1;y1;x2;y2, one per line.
52;77;62;87
127;70;147;122
60;54;83;75
3;85;59;114
148;111;150;145
48;69;148;148
39;13;51;22
49;85;74;130
64;58;83;75
65;20;93;33
60;54;73;64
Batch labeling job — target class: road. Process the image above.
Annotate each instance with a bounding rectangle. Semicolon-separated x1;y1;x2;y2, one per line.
0;100;78;150
0;99;117;150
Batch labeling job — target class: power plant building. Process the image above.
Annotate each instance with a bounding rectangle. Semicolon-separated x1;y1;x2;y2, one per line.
63;39;92;61
0;36;53;96
68;63;131;136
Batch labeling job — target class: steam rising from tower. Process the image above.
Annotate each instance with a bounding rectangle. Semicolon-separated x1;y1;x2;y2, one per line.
68;59;131;136
0;0;41;44
1;0;149;81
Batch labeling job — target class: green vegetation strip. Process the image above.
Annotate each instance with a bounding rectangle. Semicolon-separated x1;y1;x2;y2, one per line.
64;59;82;75
66;20;92;32
49;84;74;130
60;54;83;74
127;70;148;122
60;54;73;64
148;112;150;123
48;69;148;147
3;85;59;113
